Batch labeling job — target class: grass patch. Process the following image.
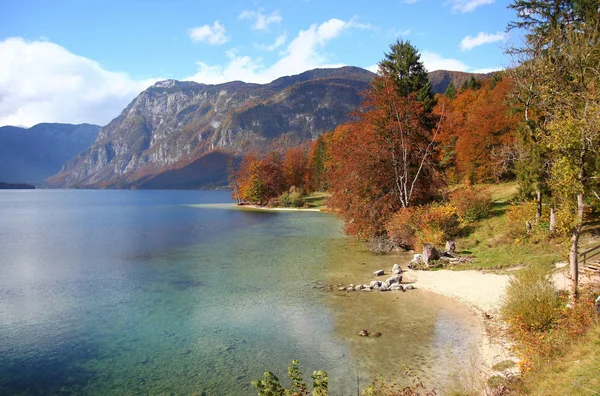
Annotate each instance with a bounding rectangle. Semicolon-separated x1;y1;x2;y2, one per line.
452;182;563;270
304;192;330;209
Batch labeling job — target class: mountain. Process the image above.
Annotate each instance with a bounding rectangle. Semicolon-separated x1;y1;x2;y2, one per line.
428;70;495;94
47;67;375;189
46;67;495;189
0;123;100;185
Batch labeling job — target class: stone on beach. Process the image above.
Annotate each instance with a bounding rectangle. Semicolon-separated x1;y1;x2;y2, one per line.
385;274;402;285
373;269;385;276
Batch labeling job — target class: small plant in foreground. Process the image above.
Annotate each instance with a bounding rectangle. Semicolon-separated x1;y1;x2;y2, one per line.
251;360;328;396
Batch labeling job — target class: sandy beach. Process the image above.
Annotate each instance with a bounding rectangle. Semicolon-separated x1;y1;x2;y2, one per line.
403;268;516;377
402;264;576;379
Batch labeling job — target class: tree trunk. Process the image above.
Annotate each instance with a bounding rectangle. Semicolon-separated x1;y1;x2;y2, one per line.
569;193;585;302
549;204;556;233
536;190;542;223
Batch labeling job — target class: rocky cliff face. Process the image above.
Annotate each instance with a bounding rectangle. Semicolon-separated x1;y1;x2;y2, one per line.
0;123;99;185
48;67;375;189
46;67;494;189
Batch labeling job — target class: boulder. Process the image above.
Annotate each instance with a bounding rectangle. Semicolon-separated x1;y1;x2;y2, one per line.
422;244;441;266
379;284;389;291
373;269;385;276
385;274;402;285
391;263;402;274
390;283;404;291
405;285;415;290
338;287;346;291
370;280;382;288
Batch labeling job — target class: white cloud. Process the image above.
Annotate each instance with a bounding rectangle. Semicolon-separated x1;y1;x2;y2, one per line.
420;50;469;71
365;64;379;73
238;10;282;30
470;67;503;73
448;0;495;13
186;18;355;84
460;31;505;50
255;34;287;51
189;21;228;45
387;28;411;37
0;37;157;127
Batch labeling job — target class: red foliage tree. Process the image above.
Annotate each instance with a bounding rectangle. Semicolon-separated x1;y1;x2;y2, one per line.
327;74;442;238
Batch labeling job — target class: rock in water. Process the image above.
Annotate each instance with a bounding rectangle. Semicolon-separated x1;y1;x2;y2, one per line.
385;274;402;285
358;329;369;337
391;263;402;274
373;269;385;276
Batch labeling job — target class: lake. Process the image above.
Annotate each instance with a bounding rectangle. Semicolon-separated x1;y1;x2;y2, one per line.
0;190;479;395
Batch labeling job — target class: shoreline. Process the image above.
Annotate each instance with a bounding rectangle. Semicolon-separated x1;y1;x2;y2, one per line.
234;204;322;212
401;264;573;379
402;268;517;377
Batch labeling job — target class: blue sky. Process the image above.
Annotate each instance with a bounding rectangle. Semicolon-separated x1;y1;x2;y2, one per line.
0;0;518;127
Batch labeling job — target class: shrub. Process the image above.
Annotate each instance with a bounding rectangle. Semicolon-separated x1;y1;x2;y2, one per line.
449;186;493;221
504;202;537;240
385;207;418;249
416;203;461;249
279;191;305;208
502;265;562;332
386;204;461;250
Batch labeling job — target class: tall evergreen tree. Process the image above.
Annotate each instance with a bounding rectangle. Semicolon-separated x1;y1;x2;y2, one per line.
444;82;457;99
378;40;436;112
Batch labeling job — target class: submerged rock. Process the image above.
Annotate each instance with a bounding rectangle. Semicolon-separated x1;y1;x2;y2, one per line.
358;329;369;337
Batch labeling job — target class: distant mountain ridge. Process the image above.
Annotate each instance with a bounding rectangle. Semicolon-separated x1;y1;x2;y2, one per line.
47;67;493;189
0;123;99;185
428;70;495;94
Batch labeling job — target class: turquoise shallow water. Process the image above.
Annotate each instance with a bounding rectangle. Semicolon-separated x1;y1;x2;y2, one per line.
0;190;479;395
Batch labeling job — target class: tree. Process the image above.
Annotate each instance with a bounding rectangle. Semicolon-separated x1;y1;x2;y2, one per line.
327;72;442;238
444;81;457;99
282;147;309;191
435;76;517;183
378;39;436;112
508;0;600;299
308;135;330;192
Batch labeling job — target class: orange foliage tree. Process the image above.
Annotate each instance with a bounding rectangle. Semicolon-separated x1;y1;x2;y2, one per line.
435;75;518;183
282;147;309;191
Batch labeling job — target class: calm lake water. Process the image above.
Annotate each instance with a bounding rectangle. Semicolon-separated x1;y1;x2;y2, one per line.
0;190;479;395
